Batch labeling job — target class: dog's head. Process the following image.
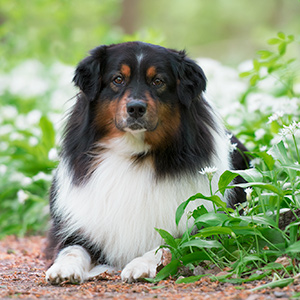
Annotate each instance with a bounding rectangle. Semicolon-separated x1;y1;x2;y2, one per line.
73;42;206;148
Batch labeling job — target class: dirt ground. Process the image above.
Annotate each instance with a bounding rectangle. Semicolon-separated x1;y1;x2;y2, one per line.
0;236;300;300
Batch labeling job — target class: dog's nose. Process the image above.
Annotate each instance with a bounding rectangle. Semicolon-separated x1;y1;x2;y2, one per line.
126;100;147;119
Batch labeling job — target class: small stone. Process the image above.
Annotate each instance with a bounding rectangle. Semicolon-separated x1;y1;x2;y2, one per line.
274;291;288;298
193;266;205;276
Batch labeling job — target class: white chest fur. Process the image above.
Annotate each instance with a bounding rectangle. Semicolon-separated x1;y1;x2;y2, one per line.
53;133;230;269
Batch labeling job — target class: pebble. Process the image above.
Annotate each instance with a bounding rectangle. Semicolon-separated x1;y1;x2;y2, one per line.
274;291;288;298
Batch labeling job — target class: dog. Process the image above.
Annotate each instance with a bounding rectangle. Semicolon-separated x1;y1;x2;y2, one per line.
45;41;248;284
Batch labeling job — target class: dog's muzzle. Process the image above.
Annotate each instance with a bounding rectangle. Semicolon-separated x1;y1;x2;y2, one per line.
125;100;148;131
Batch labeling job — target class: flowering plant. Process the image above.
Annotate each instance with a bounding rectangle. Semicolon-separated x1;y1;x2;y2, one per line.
152;33;300;287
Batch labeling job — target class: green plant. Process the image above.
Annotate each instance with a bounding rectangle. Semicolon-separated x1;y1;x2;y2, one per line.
151;33;300;287
0;80;60;237
151;137;300;286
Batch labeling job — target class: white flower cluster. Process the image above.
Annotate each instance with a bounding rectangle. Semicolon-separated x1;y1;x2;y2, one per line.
199;166;218;181
279;121;300;137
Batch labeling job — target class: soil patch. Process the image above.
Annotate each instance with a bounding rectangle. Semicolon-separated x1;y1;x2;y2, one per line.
0;236;299;299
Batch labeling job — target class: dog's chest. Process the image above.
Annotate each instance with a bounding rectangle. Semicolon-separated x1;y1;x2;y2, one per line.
54;148;214;268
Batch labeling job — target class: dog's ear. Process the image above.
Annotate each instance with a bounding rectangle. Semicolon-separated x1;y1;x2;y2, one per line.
73;45;107;101
170;49;206;108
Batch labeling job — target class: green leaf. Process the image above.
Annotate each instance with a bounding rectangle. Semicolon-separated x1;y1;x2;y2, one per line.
230;226;263;237
196;226;236;238
253;59;260;71
285;241;300;254
250;278;294;291
239;71;252;78
241;255;266;265
175;198;194;226
192;205;208;220
179;239;222;250
175;274;209;284
218;170;238;196
268;38;281;45
278;42;287;55
234;182;284;197
228;168;263;183
281;164;300;171
240;216;277;227
262;262;286;270
176;193;228;226
155;228;178;249
145;260;181;282
180;252;210;265
257;50;273;59
39;115;55;151
277;32;286;40
250;74;259;86
269;141;292;165
253;152;275;171
194;212;229;227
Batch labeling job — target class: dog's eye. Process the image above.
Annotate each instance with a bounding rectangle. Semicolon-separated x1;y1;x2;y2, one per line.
152;78;164;87
113;76;124;85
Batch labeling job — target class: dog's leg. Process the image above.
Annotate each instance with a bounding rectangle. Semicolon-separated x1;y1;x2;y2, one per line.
121;248;168;282
46;245;92;284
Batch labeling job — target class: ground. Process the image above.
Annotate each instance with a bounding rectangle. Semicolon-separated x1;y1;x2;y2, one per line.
0;236;299;300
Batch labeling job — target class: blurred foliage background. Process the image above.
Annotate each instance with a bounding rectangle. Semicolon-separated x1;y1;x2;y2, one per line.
1;0;300;69
0;0;300;237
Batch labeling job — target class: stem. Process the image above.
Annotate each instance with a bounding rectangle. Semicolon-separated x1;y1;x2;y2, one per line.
209;178;217;213
292;134;300;164
276;196;281;226
202;248;222;270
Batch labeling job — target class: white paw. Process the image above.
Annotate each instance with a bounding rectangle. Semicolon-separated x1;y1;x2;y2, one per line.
46;245;91;285
121;256;157;283
46;261;88;284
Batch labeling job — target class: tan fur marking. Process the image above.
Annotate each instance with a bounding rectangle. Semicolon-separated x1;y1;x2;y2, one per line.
94;98;124;141
144;95;180;150
121;64;131;78
146;66;157;79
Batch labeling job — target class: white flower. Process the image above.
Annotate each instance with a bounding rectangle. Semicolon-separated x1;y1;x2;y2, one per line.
7;60;49;98
244;187;253;201
48;148;59;161
29;136;39;146
10;132;24;141
250;158;262;168
17;190;29;204
226;133;237;152
260;145;267;152
0;124;14;136
0;142;8;151
229;143;238;153
26;110;42;125
255;129;266;141
199;166;218;181
33;172;52;182
22;177;33;186
1;106;18;120
267;111;284;124
0;165;7;175
279;121;300;137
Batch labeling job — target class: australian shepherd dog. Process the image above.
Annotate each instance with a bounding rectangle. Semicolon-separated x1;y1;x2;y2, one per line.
46;42;248;284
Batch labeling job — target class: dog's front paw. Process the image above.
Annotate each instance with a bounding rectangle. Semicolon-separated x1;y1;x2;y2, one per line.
45;245;91;285
121;256;157;283
46;262;88;285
